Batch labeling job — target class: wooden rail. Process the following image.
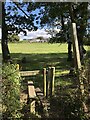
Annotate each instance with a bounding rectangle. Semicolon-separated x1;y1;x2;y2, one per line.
20;67;55;97
18;64;55;115
20;70;40;76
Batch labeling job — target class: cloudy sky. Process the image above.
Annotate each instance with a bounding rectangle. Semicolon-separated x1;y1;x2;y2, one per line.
0;28;51;40
18;29;51;40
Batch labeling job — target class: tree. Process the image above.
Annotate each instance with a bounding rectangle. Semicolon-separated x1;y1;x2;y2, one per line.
2;2;10;62
30;2;89;61
2;2;37;62
2;2;89;62
8;34;20;42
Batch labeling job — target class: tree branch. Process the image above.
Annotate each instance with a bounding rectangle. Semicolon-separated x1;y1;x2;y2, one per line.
13;1;31;19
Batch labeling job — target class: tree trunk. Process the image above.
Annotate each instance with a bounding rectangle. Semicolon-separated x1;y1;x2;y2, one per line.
76;3;88;60
69;3;87;61
2;2;10;62
61;14;64;31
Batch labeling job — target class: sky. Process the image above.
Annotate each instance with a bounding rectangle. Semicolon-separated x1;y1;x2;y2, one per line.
4;2;49;40
18;29;51;40
0;27;51;40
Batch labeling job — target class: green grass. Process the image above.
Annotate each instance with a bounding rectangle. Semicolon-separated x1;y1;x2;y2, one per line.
8;42;72;89
8;42;90;88
0;42;89;91
9;42;68;54
2;42;90;118
9;42;71;70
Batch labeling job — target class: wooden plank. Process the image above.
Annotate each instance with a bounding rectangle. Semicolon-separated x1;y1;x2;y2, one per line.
28;81;36;99
20;70;40;76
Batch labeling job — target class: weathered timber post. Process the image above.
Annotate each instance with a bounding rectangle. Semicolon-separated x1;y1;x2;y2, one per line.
46;67;51;98
71;23;89;113
28;81;36;114
50;67;55;96
72;23;81;69
71;23;84;95
43;68;47;97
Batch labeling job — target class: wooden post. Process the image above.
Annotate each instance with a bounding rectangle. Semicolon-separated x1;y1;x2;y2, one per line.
72;23;81;69
71;23;84;95
43;68;47;97
50;67;55;96
46;67;51;98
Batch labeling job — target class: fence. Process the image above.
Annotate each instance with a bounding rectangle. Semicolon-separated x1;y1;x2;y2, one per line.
19;66;55;115
20;67;55;97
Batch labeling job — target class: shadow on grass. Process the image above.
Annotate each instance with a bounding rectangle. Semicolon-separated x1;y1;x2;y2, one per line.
11;53;73;71
10;52;75;91
9;49;90;119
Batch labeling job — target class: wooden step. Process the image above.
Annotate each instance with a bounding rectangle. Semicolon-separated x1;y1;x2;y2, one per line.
28;81;36;114
28;81;36;99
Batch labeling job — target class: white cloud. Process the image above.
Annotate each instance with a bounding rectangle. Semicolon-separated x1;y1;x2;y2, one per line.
18;29;51;40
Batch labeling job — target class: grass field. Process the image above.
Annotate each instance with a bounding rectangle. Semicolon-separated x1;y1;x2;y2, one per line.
8;42;89;70
8;42;90;87
8;42;90;53
2;42;90;118
9;42;68;53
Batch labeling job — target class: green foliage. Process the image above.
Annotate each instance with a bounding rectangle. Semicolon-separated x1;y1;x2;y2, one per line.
49;36;66;43
5;2;37;34
62;93;88;120
83;37;90;45
33;2;89;44
2;63;21;119
8;34;20;42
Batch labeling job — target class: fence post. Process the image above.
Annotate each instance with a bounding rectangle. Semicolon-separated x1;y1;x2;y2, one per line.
50;67;55;96
43;68;47;97
46;67;51;98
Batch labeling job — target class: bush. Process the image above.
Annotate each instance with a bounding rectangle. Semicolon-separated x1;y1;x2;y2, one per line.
2;63;21;119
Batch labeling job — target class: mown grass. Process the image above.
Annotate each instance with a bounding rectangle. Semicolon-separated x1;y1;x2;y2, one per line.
3;42;90;118
9;42;68;54
8;42;90;88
